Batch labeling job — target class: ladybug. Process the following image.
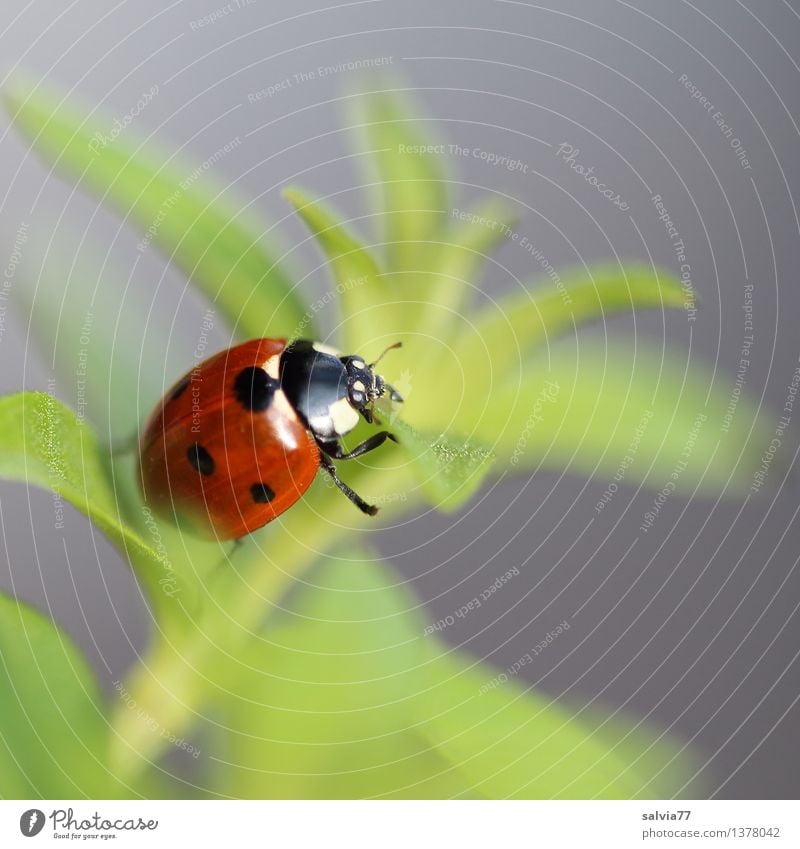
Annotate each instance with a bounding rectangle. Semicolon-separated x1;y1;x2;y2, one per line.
138;338;402;540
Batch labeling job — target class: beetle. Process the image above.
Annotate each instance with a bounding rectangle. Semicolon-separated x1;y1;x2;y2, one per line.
138;338;402;539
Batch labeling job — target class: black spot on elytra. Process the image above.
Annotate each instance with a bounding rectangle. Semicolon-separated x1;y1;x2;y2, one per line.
187;443;215;476
250;482;275;504
170;376;190;401
234;366;278;412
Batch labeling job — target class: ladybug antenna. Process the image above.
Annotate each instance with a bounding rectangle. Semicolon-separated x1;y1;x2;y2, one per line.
369;341;402;369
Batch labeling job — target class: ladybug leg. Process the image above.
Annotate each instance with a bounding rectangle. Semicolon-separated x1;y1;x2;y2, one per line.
318;431;398;462
317;452;378;516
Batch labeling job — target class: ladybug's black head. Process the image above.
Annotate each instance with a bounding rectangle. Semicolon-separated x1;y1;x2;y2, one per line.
279;339;403;441
340;343;403;424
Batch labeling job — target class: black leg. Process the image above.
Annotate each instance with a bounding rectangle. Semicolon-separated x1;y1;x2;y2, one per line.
317;453;378;516
317;431;398;461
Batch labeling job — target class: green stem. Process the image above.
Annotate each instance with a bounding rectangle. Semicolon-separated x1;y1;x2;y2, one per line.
108;466;412;786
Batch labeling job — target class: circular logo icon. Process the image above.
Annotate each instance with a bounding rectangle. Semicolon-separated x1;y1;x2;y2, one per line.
19;809;45;837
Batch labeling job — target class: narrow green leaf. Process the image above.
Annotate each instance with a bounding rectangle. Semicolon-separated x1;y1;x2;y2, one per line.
395;264;690;435
439;196;518;283
350;89;449;272
469;339;773;496
282;185;429;353
448;263;688;385
0;594;115;798
405;195;515;343
393;420;495;512
283;185;382;326
3;76;308;338
0;392;187;613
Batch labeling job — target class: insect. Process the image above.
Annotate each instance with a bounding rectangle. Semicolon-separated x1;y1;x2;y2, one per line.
138;338;402;540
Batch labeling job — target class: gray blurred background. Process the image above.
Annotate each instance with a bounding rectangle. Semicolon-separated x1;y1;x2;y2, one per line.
0;0;798;799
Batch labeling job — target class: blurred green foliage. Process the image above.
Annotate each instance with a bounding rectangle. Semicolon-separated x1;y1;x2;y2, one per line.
0;78;765;798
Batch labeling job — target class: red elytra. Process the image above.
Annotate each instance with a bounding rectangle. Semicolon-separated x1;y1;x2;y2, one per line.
138;337;402;540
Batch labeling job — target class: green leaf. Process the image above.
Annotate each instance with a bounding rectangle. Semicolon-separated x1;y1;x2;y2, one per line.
282;185;433;356
350;89;448;272
470;338;772;496
415;646;698;799
105;464;417;784
213;555;695;799
567;703;703;798
0;392;187;614
3;76;308;339
439;196;518;284
418;195;518;337
10;220;181;440
395;264;689;435
0;594;114;797
211;546;477;799
283;185;382;326
9;222;256;591
393;420;495;512
448;263;688;387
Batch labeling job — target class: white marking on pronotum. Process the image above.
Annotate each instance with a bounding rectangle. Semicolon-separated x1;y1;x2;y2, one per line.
326;396;359;435
263;354;280;379
271;389;301;448
312;341;342;357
